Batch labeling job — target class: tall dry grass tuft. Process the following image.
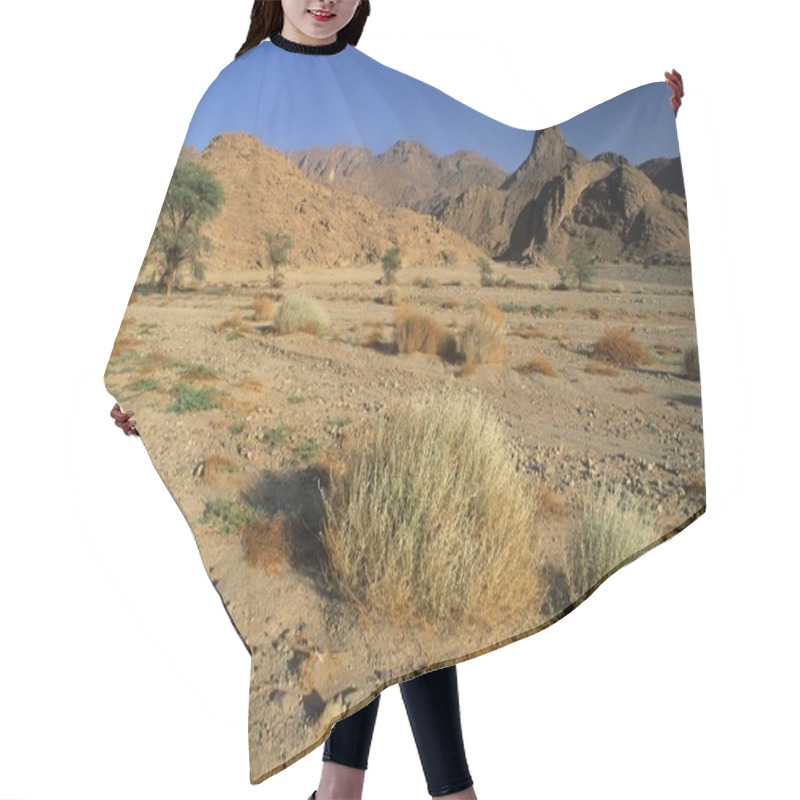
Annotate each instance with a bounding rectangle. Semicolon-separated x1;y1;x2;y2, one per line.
274;295;330;335
393;303;457;360
559;480;658;603
591;327;653;368
516;353;557;378
252;293;275;322
319;385;544;629
212;313;249;336
461;302;507;366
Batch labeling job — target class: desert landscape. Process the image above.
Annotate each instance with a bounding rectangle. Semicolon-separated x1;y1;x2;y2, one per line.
104;122;705;782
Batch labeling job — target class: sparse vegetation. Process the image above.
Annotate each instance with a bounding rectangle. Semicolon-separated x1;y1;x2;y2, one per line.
515;324;547;339
274;295;330;335
516;353;557;378
381;245;402;285
382;286;402;305
146;161;224;296
319;385;544;626
128;377;160;392
256;229;293;288
201;497;265;535
559;237;595;292
295;438;322;462
262;422;289;448
498;302;556;317
559;479;657;602
252;293;275;321
591;328;653;368
212;313;249;339
585;360;620;377
168;382;220;413
461;302;507;366
478;256;494;287
199;449;236;482
394;303;458;361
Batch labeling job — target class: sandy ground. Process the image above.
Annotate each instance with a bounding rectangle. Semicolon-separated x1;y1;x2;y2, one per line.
104;259;705;782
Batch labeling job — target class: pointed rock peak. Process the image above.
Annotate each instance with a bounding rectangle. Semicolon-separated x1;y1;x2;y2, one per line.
530;125;567;163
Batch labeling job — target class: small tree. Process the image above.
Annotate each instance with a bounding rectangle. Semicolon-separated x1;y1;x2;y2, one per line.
478;256;494;287
382;245;402;285
568;237;595;291
148;161;224;296
256;229;293;288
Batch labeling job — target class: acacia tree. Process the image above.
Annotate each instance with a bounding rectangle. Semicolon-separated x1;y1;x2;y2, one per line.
568;237;595;292
147;161;224;296
256;229;293;288
381;244;402;285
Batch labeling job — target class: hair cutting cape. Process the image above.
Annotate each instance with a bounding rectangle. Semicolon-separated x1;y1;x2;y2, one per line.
104;31;705;785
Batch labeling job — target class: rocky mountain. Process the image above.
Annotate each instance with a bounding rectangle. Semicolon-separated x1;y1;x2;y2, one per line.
284;124;690;267
181;132;486;274
285;139;507;217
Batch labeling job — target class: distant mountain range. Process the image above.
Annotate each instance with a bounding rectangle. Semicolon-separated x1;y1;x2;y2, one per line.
177;125;689;274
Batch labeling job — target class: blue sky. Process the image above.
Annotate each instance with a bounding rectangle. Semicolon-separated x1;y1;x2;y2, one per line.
184;40;679;175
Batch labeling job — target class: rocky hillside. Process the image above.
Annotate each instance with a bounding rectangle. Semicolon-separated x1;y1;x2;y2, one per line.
285;125;690;267
176;132;487;274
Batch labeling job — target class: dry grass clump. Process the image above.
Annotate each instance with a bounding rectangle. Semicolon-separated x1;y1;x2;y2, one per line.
591;327;653;368
461;302;507;366
240;512;292;575
536;482;567;519
199;449;236;483
212;313;249;336
319;385;544;628
252;293;275;322
274;294;330;335
515;353;557;378
383;286;403;305
364;323;385;348
584;360;620;377
394;303;458;361
683;343;700;381
516;324;547;339
558;480;657;603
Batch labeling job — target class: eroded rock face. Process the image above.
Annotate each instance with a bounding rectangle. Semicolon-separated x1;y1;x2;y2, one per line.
283;121;688;268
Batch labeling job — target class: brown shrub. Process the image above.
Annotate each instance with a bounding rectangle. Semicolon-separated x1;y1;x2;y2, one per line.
252;293;275;322
394;304;458;360
591;328;652;367
516;353;557;378
461;302;507;366
584;360;620;377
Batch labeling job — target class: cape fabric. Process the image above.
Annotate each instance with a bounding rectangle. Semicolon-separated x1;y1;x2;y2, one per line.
104;31;705;785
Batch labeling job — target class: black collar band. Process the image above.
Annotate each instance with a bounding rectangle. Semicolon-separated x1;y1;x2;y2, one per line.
270;31;348;55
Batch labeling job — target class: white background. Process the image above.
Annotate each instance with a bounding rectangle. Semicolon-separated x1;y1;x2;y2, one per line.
1;1;795;798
